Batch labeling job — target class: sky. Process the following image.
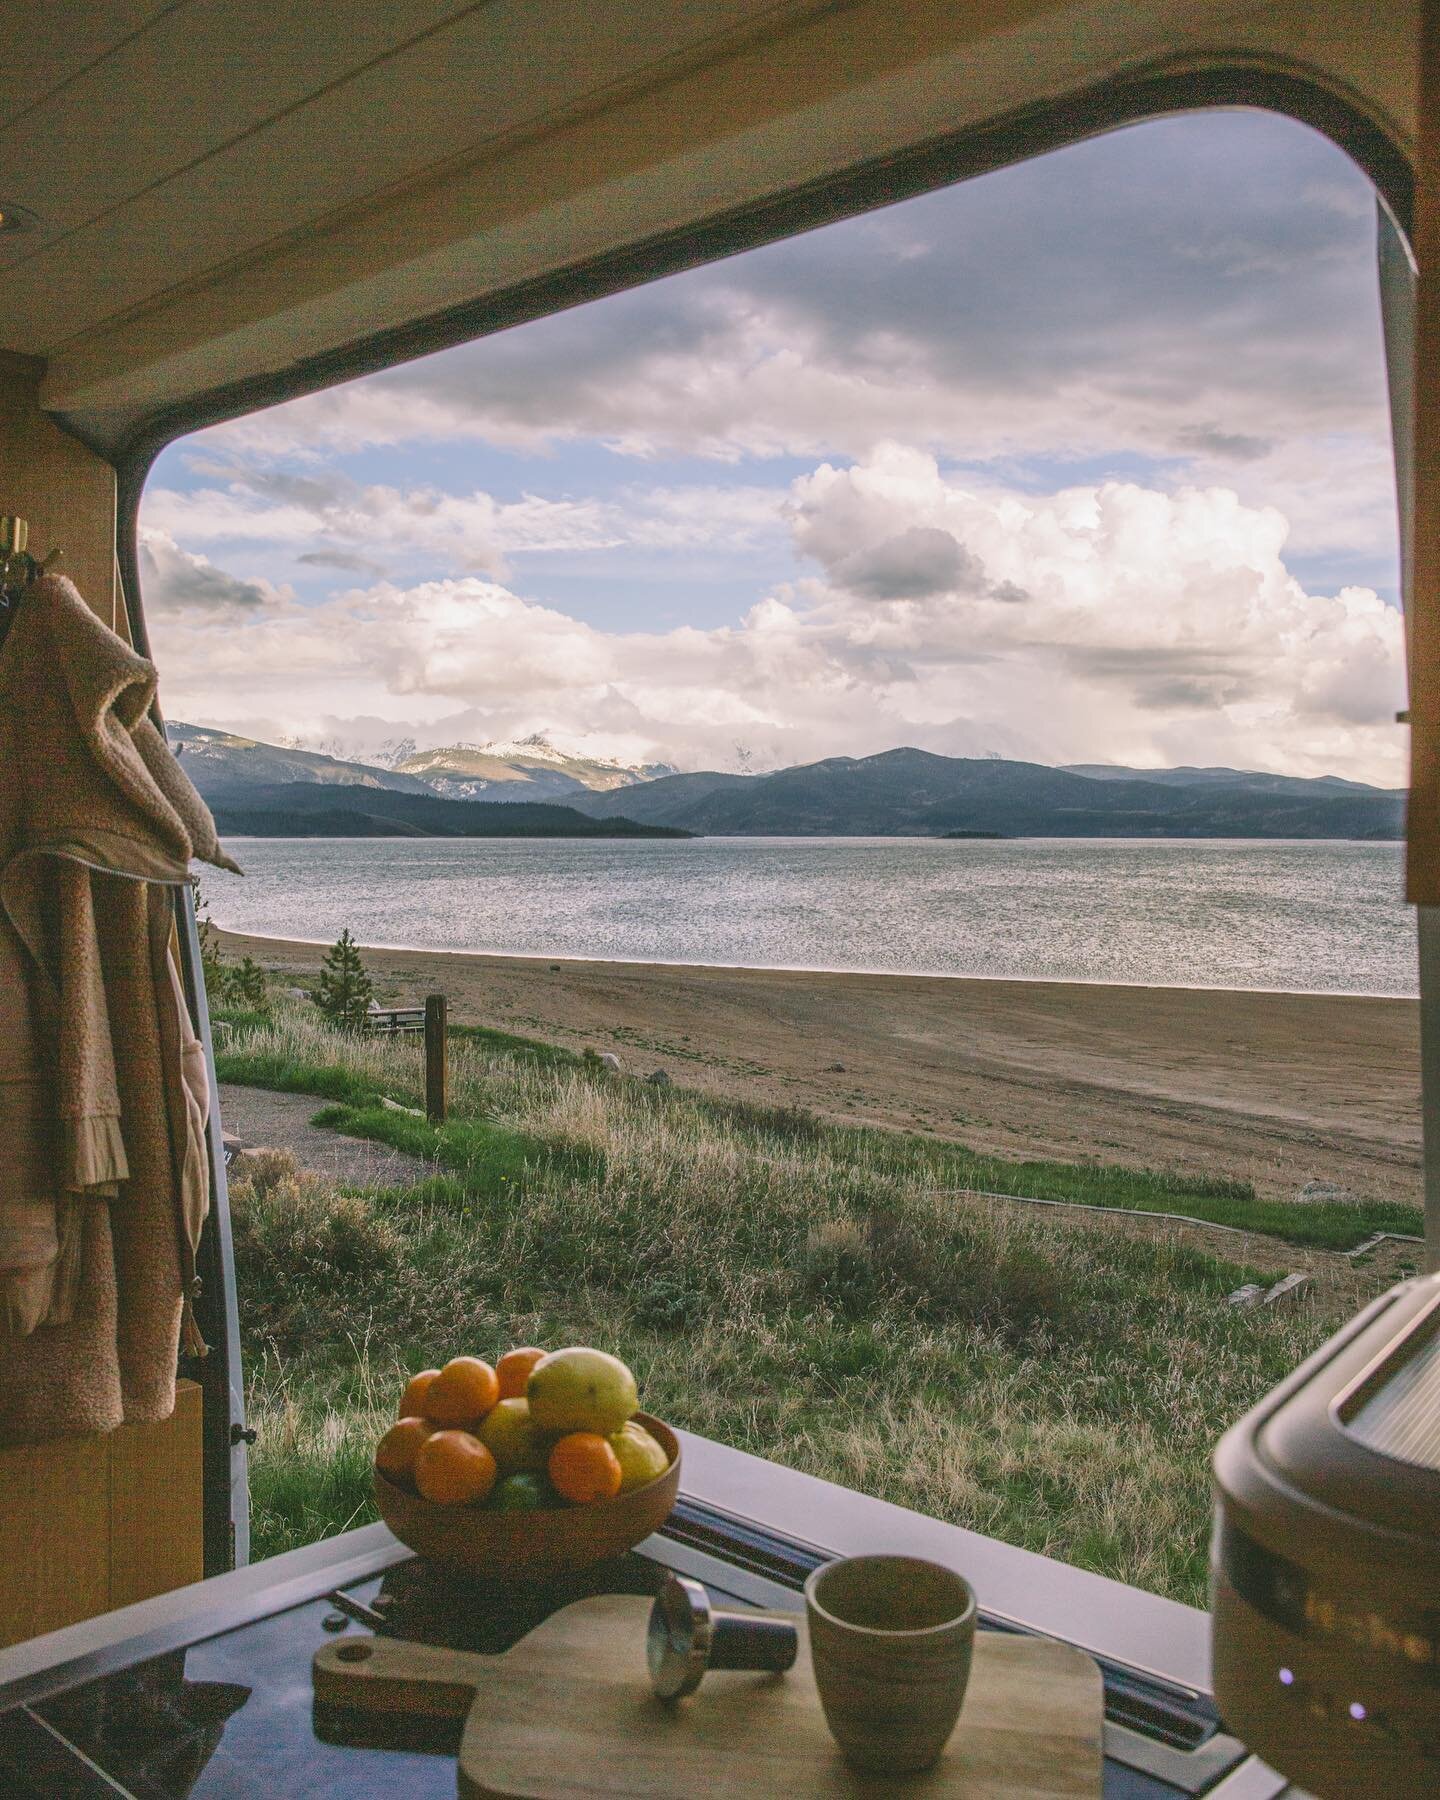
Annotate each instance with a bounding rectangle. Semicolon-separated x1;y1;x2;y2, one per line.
139;109;1409;786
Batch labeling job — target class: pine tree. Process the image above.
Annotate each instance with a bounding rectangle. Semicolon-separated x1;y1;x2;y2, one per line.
228;956;270;1012
313;928;373;1032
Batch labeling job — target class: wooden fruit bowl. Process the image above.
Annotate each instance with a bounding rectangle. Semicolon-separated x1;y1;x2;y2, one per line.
373;1413;682;1581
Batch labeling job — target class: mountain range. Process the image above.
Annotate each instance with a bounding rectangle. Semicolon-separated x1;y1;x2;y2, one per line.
173;724;670;807
171;722;433;794
567;748;1404;838
206;783;687;840
174;724;1404;840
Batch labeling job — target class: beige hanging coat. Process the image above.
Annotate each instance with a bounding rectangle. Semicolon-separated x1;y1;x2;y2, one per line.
0;574;239;1443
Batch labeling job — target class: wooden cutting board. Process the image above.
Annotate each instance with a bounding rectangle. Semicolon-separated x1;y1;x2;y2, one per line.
313;1593;1103;1797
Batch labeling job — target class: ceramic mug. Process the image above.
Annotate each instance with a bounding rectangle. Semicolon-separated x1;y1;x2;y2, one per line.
804;1554;977;1775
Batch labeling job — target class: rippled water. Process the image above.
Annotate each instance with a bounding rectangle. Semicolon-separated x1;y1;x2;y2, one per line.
205;836;1417;996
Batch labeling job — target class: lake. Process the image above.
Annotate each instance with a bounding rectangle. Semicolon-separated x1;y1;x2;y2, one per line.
205;836;1418;997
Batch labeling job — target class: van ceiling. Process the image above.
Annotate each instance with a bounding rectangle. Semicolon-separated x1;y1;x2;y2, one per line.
0;0;1417;455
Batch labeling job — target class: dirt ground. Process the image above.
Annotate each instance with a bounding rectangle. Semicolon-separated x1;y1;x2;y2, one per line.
219;931;1422;1212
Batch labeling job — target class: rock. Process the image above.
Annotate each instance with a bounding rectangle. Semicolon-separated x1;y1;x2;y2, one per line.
645;1069;672;1087
825;1062;846;1073
1225;1284;1264;1309
1299;1180;1356;1203
380;1096;424;1117
549;964;562;973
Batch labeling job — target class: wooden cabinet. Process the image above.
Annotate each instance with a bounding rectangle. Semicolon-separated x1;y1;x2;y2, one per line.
0;1380;203;1648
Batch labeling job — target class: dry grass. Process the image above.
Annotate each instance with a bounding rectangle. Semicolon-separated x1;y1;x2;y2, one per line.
221;999;1391;1604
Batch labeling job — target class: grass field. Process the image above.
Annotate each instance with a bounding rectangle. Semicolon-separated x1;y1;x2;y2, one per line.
216;996;1405;1606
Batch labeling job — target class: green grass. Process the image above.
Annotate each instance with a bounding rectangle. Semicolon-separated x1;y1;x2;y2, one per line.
451;1021;583;1071
220;996;1400;1606
311;1100;605;1190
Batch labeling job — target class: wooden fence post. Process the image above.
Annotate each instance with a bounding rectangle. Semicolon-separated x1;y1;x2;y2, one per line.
425;994;448;1123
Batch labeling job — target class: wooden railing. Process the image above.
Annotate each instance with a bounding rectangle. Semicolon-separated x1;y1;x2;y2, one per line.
366;1006;424;1035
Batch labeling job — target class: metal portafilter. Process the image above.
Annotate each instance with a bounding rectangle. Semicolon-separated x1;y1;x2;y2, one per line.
646;1574;799;1700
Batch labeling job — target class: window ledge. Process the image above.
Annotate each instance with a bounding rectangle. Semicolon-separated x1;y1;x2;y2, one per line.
0;1428;1210;1708
673;1429;1211;1695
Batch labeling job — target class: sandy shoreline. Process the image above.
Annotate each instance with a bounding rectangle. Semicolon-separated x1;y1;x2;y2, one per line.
220;930;1422;1207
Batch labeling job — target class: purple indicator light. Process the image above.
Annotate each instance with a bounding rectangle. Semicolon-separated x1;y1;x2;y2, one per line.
1349;1702;1367;1722
1278;1667;1295;1687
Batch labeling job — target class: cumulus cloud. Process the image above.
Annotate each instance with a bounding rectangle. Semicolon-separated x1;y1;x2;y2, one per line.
148;448;1407;786
831;527;986;600
138;530;280;612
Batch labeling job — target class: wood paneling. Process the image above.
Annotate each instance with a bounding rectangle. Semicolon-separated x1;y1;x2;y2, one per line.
0;1382;203;1648
0;355;116;629
108;1381;204;1610
0;1433;110;1645
0;354;183;1654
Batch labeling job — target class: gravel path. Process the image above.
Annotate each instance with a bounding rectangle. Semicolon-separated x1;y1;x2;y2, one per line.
218;1083;433;1189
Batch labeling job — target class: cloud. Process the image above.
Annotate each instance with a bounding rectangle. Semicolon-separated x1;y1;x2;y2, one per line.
137;112;1405;787
138;530;279;612
297;549;389;574
1173;425;1274;463
142;470;624;584
147;448;1407;787
193;112;1395;581
832;527;987;601
143;465;787;591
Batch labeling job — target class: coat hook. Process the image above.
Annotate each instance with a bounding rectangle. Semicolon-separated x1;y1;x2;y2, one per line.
1;515;62;601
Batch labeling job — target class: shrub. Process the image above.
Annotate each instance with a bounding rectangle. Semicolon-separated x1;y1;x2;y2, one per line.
226;955;270;1012
229;1150;402;1348
801;1218;881;1315
634;1276;708;1332
191;877;227;1000
313;929;374;1032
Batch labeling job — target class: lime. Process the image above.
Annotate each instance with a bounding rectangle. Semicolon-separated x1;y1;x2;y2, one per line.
490;1472;546;1512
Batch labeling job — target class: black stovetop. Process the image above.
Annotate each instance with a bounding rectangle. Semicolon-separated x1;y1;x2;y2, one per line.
0;1515;1245;1798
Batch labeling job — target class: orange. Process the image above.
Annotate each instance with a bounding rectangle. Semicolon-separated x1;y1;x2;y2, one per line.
496;1346;547;1401
424;1356;500;1427
547;1431;623;1504
413;1429;497;1505
399;1368;440;1419
375;1416;435;1487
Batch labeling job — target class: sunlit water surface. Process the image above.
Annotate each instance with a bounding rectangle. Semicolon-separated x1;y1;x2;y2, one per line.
205;837;1416;996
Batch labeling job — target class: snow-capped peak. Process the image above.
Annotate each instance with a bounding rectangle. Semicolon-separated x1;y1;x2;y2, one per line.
454;733;628;771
